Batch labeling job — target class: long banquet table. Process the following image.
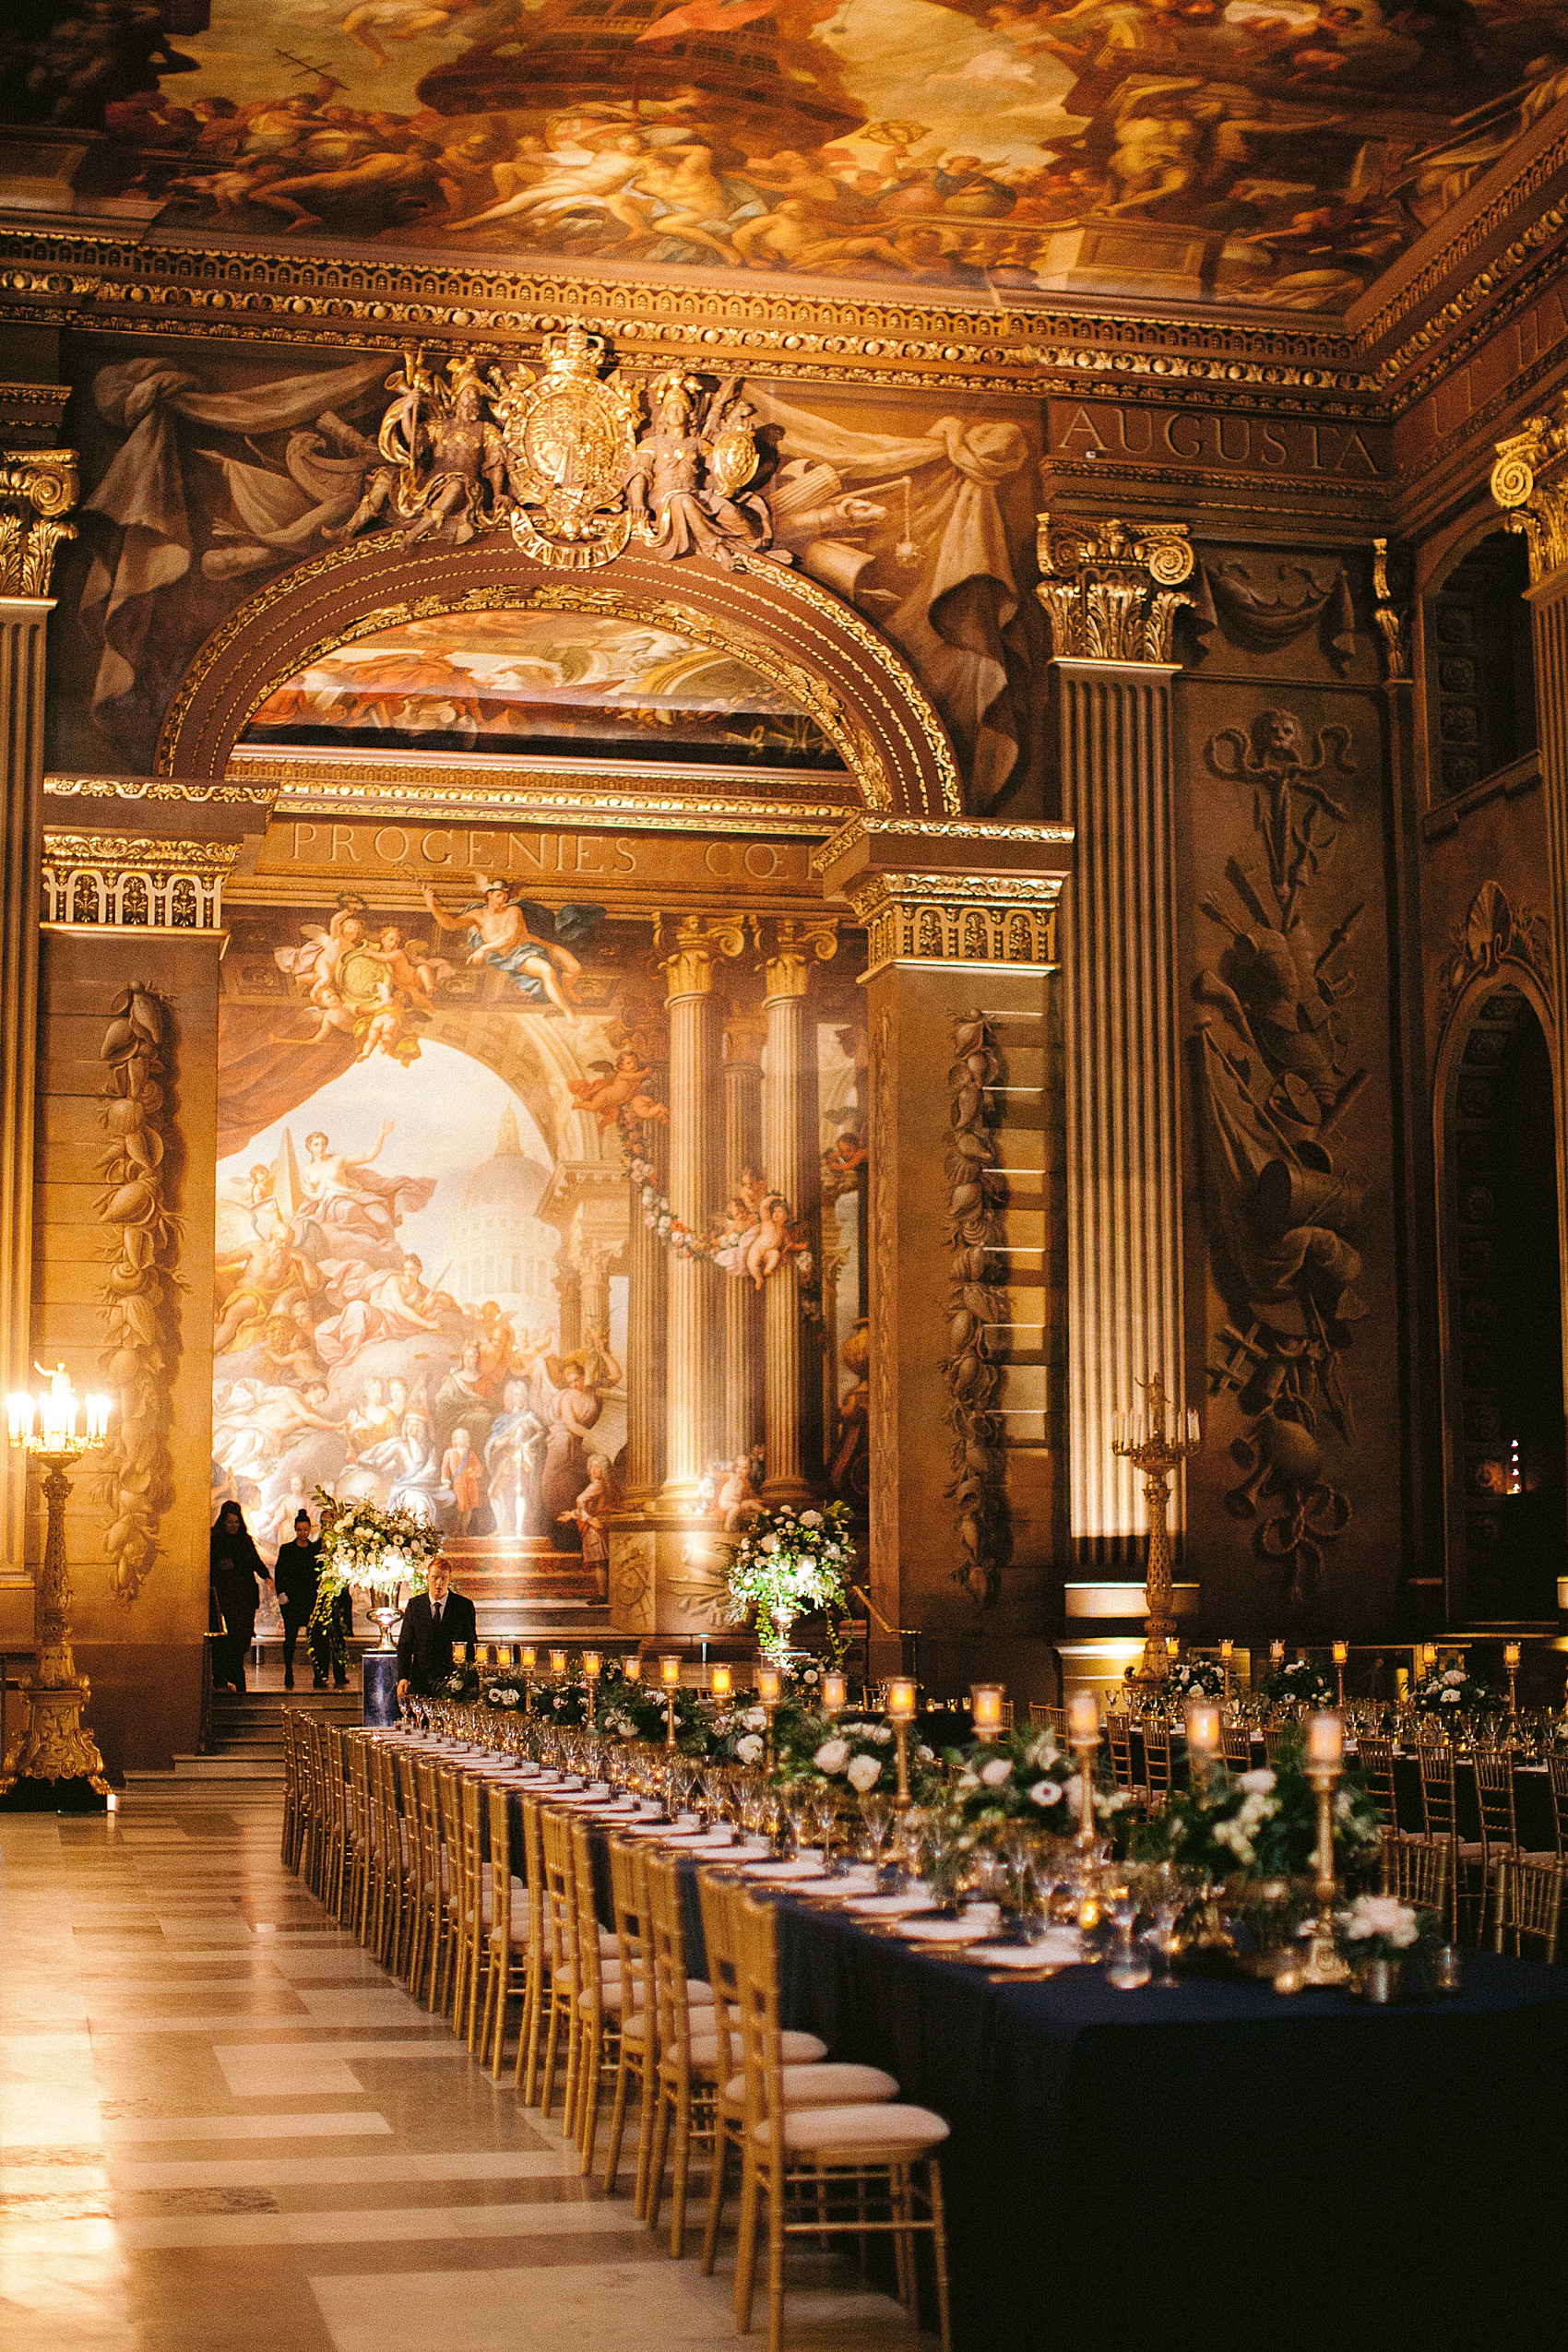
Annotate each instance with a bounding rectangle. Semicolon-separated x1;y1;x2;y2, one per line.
476;1764;1568;2345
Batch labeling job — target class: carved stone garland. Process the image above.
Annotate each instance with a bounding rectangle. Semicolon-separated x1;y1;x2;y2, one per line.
940;1013;1010;1610
97;985;180;1605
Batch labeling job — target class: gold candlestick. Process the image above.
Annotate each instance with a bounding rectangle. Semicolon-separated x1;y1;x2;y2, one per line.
1066;1688;1101;1853
1332;1640;1348;1710
659;1654;682;1752
2;1371;113;1804
885;1676;918;1810
1300;1712;1350;1988
1110;1373;1200;1687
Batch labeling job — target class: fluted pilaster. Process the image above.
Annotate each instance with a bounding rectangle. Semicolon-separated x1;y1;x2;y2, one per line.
624;1052;667;1501
659;918;743;1505
1038;515;1194;1565
760;921;835;1502
722;1011;766;1466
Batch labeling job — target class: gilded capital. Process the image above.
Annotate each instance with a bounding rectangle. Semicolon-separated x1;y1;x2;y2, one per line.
761;914;838;999
1491;399;1568;583
657;910;747;999
0;447;77;600
1035;513;1194;665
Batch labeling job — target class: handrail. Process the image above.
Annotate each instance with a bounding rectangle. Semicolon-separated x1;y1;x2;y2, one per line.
848;1584;920;1681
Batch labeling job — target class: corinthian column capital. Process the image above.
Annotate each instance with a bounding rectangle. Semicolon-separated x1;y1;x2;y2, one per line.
761;914;838;1000
1035;512;1194;665
0;447;77;600
657;910;747;1000
1491;400;1568;584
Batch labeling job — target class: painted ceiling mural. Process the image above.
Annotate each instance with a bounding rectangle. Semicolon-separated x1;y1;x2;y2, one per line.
243;610;848;766
6;0;1568;312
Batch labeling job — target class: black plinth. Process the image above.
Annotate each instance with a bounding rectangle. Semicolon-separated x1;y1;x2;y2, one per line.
362;1649;399;1728
0;1775;109;1812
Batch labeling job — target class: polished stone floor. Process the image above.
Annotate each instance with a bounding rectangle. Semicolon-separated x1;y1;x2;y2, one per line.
0;1794;932;2351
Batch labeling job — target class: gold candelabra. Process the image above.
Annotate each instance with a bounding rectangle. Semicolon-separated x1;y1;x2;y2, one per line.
1111;1372;1200;1686
1300;1713;1351;1989
659;1654;682;1751
883;1675;918;1809
1;1369;112;1803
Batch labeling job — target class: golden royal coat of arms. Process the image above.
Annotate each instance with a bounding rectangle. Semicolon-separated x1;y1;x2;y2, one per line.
489;327;642;570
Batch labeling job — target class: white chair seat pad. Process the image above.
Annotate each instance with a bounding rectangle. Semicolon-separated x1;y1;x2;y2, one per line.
754;2102;950;2157
723;2061;897;2108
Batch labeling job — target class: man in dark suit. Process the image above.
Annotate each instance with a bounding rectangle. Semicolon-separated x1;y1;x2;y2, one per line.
396;1555;477;1702
272;1508;321;1691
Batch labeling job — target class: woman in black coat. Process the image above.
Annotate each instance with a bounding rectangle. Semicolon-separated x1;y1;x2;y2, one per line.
209;1503;271;1693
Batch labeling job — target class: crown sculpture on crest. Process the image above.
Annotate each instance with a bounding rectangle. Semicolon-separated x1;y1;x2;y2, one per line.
330;325;786;573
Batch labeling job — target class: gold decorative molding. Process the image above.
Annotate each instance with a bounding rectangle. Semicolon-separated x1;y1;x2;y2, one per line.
1035;514;1194;665
0;446;76;600
46;772;278;809
42;833;236;932
842;871;1060;980
231;753;856;834
1372;539;1411;682
1491;398;1568;582
810;814;1074;877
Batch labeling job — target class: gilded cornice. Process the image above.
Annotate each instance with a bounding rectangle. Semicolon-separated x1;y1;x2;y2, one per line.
811;814;1074;879
42;831;236;932
45;772;277;807
841;869;1062;979
232;754;855;835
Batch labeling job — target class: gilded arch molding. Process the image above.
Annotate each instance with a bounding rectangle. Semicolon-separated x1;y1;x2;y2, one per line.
154;538;960;820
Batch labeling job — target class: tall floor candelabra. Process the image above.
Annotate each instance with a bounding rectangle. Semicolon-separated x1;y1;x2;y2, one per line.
1111;1372;1200;1688
0;1368;112;1807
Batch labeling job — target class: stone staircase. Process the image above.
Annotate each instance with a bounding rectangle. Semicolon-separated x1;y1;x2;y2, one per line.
122;1683;362;1803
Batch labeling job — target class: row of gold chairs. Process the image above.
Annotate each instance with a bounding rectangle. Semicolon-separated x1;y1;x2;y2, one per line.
1357;1734;1566;1956
281;1718;953;2352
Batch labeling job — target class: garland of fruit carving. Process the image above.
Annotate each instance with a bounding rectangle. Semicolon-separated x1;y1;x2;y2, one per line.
98;985;181;1604
941;1012;1009;1610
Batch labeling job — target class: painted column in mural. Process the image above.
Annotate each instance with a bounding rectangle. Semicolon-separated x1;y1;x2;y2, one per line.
660;918;742;1505
0;445;75;1571
624;1049;668;1503
1035;517;1195;1570
760;920;836;1503
1491;430;1568;1394
722;1009;766;1467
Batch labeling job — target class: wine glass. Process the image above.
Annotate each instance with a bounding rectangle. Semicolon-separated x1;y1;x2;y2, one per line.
860;1791;894;1876
1134;1859;1187;1990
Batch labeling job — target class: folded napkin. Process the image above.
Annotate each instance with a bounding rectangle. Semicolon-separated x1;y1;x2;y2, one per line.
843;1891;934;1918
742;1854;826;1882
967;1934;1083;1968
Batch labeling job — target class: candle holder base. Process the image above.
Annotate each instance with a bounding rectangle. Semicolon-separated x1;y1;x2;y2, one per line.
1298;1925;1351;1989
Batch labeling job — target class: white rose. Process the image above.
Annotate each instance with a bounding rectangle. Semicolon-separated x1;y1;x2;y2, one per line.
742;1707;767;1730
980;1757;1014;1788
1442;1690;1460;1705
872;1725;892;1744
846;1753;882;1794
736;1734;764;1764
799;1510;824;1527
760;1535;780;1553
814;1739;850;1774
1028;1778;1063;1808
1238;1768;1277;1795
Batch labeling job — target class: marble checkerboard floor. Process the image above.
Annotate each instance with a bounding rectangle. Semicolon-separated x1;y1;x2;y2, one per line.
0;1792;934;2352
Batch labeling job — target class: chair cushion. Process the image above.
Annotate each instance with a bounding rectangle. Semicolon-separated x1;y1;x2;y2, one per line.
695;2027;826;2071
723;2061;897;2108
753;2102;950;2157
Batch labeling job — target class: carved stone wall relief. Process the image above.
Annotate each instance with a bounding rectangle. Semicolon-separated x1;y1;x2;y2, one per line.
940;1012;1010;1612
1194;707;1370;1601
97;985;181;1604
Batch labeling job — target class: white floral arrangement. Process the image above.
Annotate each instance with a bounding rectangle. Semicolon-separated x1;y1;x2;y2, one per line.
1165;1657;1227;1702
312;1488;440;1600
1409;1660;1503;1721
1338;1893;1427;1961
726;1499;853;1659
806;1716;897;1796
945;1728;1131;1845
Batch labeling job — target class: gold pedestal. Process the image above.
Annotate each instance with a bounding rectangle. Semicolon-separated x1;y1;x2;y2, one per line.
0;1452;109;1800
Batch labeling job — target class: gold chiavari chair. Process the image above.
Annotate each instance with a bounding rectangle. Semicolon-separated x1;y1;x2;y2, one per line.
319;1724;350;1919
1104;1713;1135;1796
538;1805;584;2124
1492;1856;1565;1965
1262;1723;1291;1768
1355;1734;1400;1833
396;1750;429;1993
730;1885;953;2352
434;1762;469;2022
1028;1703;1068;1738
696;1869;891;2282
480;1784;532;2081
1143;1722;1175;1815
602;1835;659;2209
1471;1748;1520;1909
298;1716;326;1899
515;1790;550;2103
1547;1753;1568;1860
570;1815;627;2173
344;1734;375;1941
410;1758;451;2009
279;1710;304;1872
1391;1835;1450;1918
369;1740;410;1972
450;1775;490;2051
1220;1721;1252;1774
1415;1744;1486;1940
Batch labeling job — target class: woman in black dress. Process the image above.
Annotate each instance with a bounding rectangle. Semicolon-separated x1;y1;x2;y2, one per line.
208;1503;271;1693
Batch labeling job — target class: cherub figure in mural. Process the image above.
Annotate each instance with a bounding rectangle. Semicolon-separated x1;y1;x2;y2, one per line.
712;1193;761;1276
339;0;482;67
560;1453;613;1599
627;371;779;567
355;978;407;1063
567;1050;671;1132
744;1193;795;1289
375;924;449;1008
486;1378;545;1539
712;1454;765;1532
422;875;601;1015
